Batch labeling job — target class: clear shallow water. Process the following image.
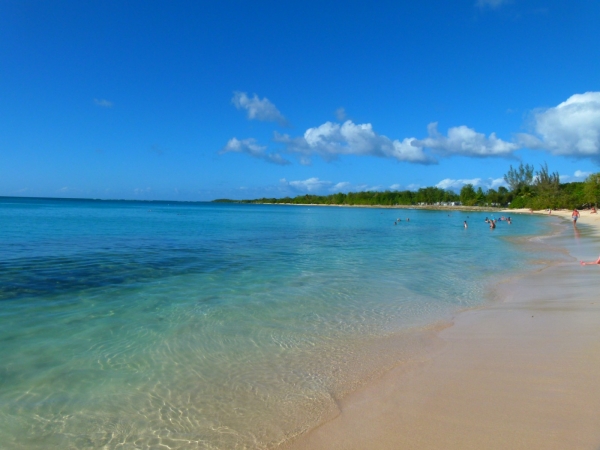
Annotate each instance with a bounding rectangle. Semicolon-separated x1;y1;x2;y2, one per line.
0;198;552;449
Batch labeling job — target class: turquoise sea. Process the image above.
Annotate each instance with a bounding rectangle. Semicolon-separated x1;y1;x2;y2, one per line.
0;197;556;449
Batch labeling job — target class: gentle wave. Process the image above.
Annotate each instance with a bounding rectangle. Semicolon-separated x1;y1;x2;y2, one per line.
0;199;554;448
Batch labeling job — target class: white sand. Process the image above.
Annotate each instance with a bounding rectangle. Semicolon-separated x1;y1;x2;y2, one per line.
284;211;600;449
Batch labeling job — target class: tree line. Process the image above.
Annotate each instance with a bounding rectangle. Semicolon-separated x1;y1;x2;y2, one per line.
215;163;600;209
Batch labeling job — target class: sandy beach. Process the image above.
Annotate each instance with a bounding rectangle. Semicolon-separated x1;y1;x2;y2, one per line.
284;209;600;450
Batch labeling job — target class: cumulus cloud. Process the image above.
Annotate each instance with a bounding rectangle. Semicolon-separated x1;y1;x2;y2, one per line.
221;137;290;165
436;177;507;191
274;120;435;164
415;122;519;157
94;98;113;108
223;91;600;167
232;92;287;125
563;170;593;182
279;178;390;194
489;177;507;189
331;181;351;191
436;178;482;191
517;92;600;159
280;177;332;192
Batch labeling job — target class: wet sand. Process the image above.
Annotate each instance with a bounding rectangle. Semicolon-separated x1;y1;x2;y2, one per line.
284;214;600;449
509;207;600;229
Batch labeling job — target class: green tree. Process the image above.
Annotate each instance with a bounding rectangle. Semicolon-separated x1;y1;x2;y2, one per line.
497;186;509;204
475;187;486;205
487;188;499;205
504;163;534;193
534;162;560;190
533;162;560;209
584;173;600;206
460;184;477;205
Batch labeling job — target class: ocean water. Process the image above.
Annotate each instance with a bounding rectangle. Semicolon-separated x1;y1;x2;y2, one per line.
0;198;555;449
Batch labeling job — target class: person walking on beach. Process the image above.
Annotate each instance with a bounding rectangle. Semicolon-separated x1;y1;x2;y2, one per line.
572;208;580;224
581;255;600;265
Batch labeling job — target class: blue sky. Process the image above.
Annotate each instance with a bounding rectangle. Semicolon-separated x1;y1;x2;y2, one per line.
1;0;599;201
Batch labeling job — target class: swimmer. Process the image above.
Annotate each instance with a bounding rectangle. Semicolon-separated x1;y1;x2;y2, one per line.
580;255;600;266
464;221;468;228
407;218;409;221
490;220;496;229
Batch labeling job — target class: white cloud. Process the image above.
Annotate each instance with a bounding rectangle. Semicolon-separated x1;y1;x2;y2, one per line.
389;184;401;190
517;92;600;159
436;178;482;191
489;177;507;189
563;170;592;182
279;178;391;194
331;181;351;192
435;177;506;191
232;92;287;125
415;122;519;157
280;177;332;192
223;91;600;167
274;120;435;164
94;98;113;108
574;170;592;178
221;137;290;165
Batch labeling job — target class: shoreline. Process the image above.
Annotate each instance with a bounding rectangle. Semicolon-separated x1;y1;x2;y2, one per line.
254;202;502;212
282;213;600;449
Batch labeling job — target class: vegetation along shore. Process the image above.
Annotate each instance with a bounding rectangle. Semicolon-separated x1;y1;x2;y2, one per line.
214;164;600;210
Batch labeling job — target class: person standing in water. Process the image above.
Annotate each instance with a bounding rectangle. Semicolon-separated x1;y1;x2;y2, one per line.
572;208;580;225
464;221;468;228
